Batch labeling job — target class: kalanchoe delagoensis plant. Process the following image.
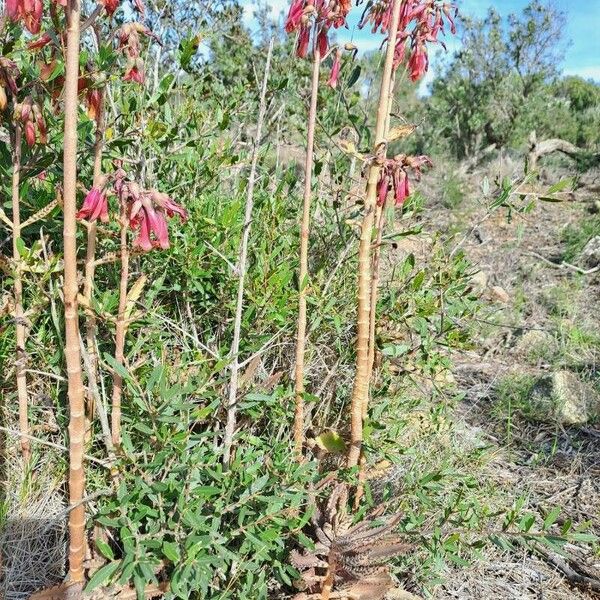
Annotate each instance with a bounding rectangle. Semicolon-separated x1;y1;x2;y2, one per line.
376;154;433;207
128;185;188;251
360;0;457;79
118;22;159;84
76;174;110;223
285;0;352;58
13;96;47;147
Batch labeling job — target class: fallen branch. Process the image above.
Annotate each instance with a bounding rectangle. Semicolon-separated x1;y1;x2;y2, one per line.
534;544;600;594
525;251;600;275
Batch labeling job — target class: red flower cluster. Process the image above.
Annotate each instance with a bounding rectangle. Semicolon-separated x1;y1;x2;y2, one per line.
76;175;110;223
128;187;188;251
112;168;187;251
14;96;47;146
359;0;457;81
6;0;66;34
76;168;187;252
118;22;157;84
285;0;352;58
376;154;432;207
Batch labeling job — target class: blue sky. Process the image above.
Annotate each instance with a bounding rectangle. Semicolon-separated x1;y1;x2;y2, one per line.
242;0;600;83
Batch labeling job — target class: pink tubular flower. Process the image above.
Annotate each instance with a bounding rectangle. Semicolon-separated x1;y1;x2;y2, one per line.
100;0;120;16
285;0;351;59
118;23;158;84
407;41;428;81
14;96;47;147
377;154;432;208
327;48;342;88
122;179;187;252
360;1;457;81
77;186;109;223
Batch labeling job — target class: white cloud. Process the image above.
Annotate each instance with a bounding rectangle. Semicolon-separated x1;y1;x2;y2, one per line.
563;66;600;82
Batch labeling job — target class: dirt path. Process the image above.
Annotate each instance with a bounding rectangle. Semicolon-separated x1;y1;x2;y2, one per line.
430;163;600;599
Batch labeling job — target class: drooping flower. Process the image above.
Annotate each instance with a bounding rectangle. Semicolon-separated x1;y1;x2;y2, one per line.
0;57;19;110
86;88;102;121
327;48;342;88
14;96;47;147
76;175;110;223
99;0;120;16
285;0;352;59
359;0;457;81
115;173;187;252
376;153;432;208
118;22;157;84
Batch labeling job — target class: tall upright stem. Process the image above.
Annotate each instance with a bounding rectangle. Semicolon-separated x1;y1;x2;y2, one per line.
293;32;321;460
364;72;396;419
347;0;403;468
11;124;29;462
223;40;273;469
111;198;130;447
63;0;86;586
83;89;105;432
364;205;386;419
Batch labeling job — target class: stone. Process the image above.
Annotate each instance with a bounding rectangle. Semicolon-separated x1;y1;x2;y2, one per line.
515;329;557;360
581;236;600;268
470;270;488;292
529;370;600;425
490;285;510;304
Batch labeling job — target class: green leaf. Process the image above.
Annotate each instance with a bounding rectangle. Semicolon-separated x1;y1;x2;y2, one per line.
547;178;574;194
95;538;115;561
15;237;26;257
85;560;121;592
162;541;181;562
315;431;346;453
103;353;130;381
347;65;361;87
543;507;560;531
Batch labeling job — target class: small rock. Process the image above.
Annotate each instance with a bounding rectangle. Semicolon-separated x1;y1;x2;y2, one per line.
581;236;600;268
529;370;600;425
515;329;557;360
490;285;510;304
470;270;488;292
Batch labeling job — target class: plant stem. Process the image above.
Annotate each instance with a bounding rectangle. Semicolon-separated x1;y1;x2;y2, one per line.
364;204;386;419
293;30;321;461
11;124;30;462
363;72;396;420
111;197;130;448
63;0;86;587
347;0;403;468
223;39;273;469
83;88;105;437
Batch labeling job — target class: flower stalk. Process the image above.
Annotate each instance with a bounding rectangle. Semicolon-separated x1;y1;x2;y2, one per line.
11;123;30;462
347;0;403;469
293;30;321;461
83;88;105;436
63;0;86;586
111;192;130;448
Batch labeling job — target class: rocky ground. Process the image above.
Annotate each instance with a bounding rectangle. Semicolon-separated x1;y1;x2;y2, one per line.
429;155;600;599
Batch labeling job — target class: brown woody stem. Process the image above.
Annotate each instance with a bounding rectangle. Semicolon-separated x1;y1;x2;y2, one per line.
293;30;321;461
63;0;86;588
111;198;130;447
11;124;30;462
347;0;403;468
83;88;105;437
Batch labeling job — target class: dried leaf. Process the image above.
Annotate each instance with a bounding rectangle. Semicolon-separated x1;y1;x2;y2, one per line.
388;124;416;142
